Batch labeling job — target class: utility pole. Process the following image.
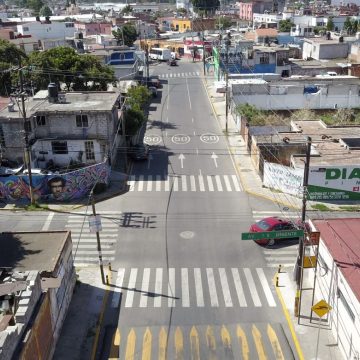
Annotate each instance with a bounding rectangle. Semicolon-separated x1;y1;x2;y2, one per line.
295;136;312;320
90;192;106;284
145;44;149;85
202;31;206;76
18;59;35;205
225;71;229;133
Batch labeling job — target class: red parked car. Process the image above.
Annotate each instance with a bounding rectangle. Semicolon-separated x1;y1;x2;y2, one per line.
249;216;301;246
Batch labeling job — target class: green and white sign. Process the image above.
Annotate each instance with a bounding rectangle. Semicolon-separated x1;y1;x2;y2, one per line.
308;165;360;200
242;230;304;241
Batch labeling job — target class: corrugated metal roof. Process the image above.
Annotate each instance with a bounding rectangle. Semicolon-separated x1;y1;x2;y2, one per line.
312;218;360;302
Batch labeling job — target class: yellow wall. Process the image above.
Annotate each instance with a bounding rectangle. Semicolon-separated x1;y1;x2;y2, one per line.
172;19;192;33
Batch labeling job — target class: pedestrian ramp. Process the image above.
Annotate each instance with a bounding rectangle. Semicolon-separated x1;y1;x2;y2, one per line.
127;174;243;193
108;323;294;360
110;267;277;310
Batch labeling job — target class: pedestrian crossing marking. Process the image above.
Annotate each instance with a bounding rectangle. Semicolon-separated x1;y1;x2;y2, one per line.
66;212;120;266
158;71;200;79
232;268;247;307
140;268;150;308
257;268;276;307
111;268;125;308
127;174;242;192
154;268;163;308
219;268;233;307
116;267;277;309
125;268;137;308
244;268;261;307
181;268;190;307
206;268;219;307
194;268;204;307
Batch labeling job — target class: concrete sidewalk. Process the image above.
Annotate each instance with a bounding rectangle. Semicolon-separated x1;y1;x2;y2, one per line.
203;75;344;360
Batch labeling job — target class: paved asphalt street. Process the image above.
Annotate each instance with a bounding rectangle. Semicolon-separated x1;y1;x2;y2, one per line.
0;61;354;359
105;61;294;359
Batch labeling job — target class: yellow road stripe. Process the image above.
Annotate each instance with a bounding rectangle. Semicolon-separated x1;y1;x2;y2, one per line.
109;328;120;360
142;327;152;360
252;324;267;360
175;327;184;360
273;273;305;360
158;327;167;360
236;325;249;360
206;326;217;360
125;329;136;360
190;326;200;360
221;325;233;356
267;324;285;360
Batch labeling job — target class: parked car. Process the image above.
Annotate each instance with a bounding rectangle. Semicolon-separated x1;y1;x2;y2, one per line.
128;144;149;161
249;216;302;246
167;59;177;66
148;86;157;98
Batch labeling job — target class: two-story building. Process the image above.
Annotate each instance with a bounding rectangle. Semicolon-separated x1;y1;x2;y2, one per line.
74;21;112;36
0;87;123;169
17;20;76;40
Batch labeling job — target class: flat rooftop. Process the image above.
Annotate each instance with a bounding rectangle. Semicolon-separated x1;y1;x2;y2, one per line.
0;91;120;119
0;231;70;272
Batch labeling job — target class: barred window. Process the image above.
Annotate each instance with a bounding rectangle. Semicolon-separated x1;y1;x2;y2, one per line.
76;114;88;128
52;141;68;154
85;141;95;160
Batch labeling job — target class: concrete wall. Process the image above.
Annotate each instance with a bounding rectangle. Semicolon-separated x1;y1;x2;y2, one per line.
303;41;349;60
232;83;360;110
32;139;105;166
0;272;42;360
311;233;360;360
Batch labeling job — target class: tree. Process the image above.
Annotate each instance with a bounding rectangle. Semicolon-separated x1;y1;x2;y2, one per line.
177;7;187;16
215;16;232;30
26;0;44;14
126;85;150;112
191;0;219;15
121;4;132;14
0;39;27;96
112;23;138;47
343;17;352;34
278;19;294;32
39;5;52;17
27;47;116;91
326;17;334;31
123;108;145;136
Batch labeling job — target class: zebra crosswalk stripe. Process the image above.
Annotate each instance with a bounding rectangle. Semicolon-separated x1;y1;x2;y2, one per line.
207;268;219;307
117;267;276;309
126;175;242;192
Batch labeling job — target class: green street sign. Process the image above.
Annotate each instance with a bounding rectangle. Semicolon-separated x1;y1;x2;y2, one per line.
241;230;304;241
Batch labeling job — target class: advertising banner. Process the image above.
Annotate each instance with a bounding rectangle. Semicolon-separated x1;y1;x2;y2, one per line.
263;162;303;196
308;165;360;200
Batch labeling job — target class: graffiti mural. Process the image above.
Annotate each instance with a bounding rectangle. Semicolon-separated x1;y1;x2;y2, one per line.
0;161;110;202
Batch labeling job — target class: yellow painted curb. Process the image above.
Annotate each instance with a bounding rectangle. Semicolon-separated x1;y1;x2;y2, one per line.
272;273;305;360
91;268;112;360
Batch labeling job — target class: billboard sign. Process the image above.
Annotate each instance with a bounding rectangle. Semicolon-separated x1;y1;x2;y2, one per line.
308;165;360;200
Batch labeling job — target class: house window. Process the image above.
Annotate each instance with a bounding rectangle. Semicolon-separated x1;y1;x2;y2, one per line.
85;141;95;160
23;26;29;32
52;141;68;154
36;115;46;126
337;288;355;322
259;53;269;64
0;125;5;148
76;114;88;127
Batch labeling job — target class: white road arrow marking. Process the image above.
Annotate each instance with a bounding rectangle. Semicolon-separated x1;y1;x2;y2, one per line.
179;153;185;168
147;154;153;169
211;152;218;168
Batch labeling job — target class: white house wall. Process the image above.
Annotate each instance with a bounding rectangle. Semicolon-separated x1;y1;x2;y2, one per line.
314;238;360;360
232;84;360;110
32;139;103;166
17;22;75;40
